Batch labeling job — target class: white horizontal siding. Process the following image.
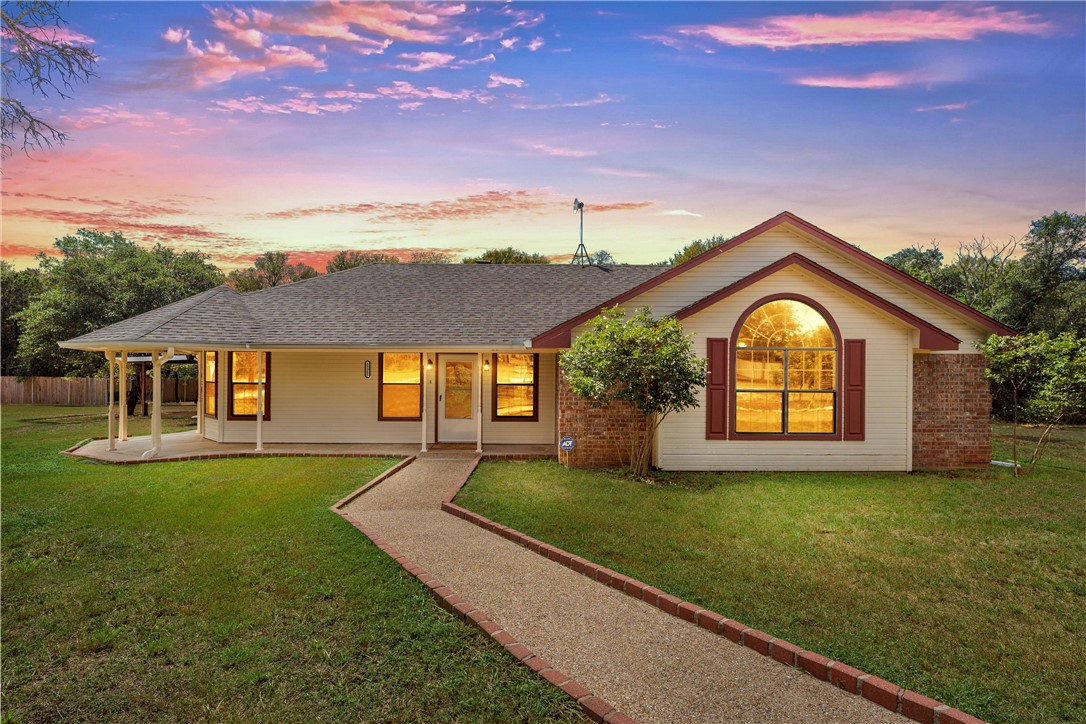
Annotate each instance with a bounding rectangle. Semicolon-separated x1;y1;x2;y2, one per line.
630;227;990;351
655;269;911;471
480;353;556;445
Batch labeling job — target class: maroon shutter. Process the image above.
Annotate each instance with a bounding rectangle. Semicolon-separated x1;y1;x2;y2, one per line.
843;339;865;441
706;338;728;440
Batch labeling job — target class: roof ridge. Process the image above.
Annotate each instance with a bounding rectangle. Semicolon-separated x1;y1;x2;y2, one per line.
135;285;243;342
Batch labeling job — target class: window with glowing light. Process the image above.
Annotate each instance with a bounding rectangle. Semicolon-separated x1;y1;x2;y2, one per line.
229;351;270;420
379;353;422;420
492;353;538;420
204;351;217;417
734;299;836;434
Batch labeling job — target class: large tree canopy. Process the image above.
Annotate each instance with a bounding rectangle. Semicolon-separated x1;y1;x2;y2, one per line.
1;261;42;374
13;229;223;376
462;247;550;264
227;251;318;291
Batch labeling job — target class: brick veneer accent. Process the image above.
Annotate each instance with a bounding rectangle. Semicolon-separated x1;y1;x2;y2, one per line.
556;372;645;468
441;468;987;724
912;353;991;468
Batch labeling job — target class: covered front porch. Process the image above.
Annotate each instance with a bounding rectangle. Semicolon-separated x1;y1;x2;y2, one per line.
65;430;555;464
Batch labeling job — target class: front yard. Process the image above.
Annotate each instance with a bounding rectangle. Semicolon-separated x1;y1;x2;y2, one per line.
1;405;580;723
455;424;1086;724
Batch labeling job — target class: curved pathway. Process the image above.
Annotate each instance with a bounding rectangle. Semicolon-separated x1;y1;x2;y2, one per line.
342;457;906;723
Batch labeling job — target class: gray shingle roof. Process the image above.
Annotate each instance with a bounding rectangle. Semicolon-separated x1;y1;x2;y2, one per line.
62;263;668;349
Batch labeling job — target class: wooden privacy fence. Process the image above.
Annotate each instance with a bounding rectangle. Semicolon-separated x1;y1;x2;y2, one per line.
1;377;198;406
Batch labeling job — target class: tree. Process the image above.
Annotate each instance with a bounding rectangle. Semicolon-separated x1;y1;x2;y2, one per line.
560;306;707;477
589;249;615;265
981;331;1086;476
462;247;550;264
1;260;42;374
408;249;452;264
1;1;97;157
14;229;223;376
1004;212;1086;335
227;251;319;291
662;234;729;266
326;249;401;273
884;243;952;289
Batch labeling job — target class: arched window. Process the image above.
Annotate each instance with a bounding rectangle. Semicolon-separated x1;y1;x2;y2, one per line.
734;298;837;434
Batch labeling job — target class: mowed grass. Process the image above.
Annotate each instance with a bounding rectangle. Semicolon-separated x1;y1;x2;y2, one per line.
456;424;1086;724
1;405;581;723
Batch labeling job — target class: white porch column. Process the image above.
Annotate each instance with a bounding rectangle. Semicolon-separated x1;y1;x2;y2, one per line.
476;352;483;453
105;350;116;451
255;350;264;452
119;351;128;441
420;351;429;453
142;347;174;460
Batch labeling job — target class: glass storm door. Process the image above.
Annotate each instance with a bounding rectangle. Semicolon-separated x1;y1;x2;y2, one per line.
438;355;476;442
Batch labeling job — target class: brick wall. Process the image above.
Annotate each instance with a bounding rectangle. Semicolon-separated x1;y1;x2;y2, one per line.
912;353;991;468
557;373;645;468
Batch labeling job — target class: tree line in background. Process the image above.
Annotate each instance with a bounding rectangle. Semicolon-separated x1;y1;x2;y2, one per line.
3;213;1083;437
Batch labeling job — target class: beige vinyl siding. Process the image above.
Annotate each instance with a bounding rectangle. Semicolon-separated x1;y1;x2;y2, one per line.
215;350;556;446
654;268;912;471
631;226;991;351
480;352;556;445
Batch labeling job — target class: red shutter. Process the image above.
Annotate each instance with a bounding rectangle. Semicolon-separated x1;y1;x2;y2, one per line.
706;338;728;440
843;339;865;441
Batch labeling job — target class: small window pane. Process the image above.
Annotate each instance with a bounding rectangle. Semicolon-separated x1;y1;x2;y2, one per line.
383;353;420;384
735;350;784;389
787;393;835;433
232;352;265;384
233;384;261;416
204;382;216;416
205;351;217;382
497;354;534;384
382;384;420;418
496;385;534;417
735;392;783;433
787;351;836;391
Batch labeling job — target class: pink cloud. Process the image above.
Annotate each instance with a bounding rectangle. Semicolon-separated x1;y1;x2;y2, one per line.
487;73;525;88
915;102;971;112
211;94;354;115
60;106;205;135
181;38;325;86
515;93;616;111
589;167;658;179
264;190;550;223
460;53;496;65
376;80;492;105
18;25;95;45
500;37;519;50
529;143;595;158
793;71;915;89
592;201;655;213
162;27;189;43
677;6;1054;49
393;51;457;72
527;37;545;51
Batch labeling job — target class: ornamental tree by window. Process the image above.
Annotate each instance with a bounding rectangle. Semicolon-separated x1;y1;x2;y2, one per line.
561;306;707;477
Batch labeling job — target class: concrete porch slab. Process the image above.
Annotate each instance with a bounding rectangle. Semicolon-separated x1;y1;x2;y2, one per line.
65;430;554;464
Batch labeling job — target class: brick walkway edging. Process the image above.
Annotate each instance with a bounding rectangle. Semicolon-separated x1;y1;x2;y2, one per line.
440;474;985;724
332;456;635;724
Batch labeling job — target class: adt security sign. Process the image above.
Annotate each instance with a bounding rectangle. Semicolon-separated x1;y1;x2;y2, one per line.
559;436;575;451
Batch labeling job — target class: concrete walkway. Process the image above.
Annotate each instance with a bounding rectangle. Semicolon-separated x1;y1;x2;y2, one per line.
342;459;906;723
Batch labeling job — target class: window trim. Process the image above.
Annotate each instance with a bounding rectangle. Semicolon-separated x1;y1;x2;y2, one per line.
378;352;423;422
203;351;217;418
728;294;842;441
227;351;271;421
491;353;539;422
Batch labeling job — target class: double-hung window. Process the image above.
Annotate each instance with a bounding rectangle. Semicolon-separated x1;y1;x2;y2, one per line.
379;353;422;420
492;353;538;421
229;351;270;420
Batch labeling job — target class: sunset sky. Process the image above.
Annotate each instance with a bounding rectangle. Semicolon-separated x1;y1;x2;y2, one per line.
2;1;1083;271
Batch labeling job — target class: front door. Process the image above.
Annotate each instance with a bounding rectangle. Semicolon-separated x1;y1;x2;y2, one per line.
438;355;476;442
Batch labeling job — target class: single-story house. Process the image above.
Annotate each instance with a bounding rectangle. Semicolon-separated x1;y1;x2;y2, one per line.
61;211;1014;470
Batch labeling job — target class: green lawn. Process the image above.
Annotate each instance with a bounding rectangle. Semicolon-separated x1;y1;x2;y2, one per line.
455;424;1086;724
1;404;581;723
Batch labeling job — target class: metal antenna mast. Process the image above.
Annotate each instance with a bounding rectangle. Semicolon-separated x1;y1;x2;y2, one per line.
571;198;591;265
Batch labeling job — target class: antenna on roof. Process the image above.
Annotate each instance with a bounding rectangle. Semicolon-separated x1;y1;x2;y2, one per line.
570;198;591;265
